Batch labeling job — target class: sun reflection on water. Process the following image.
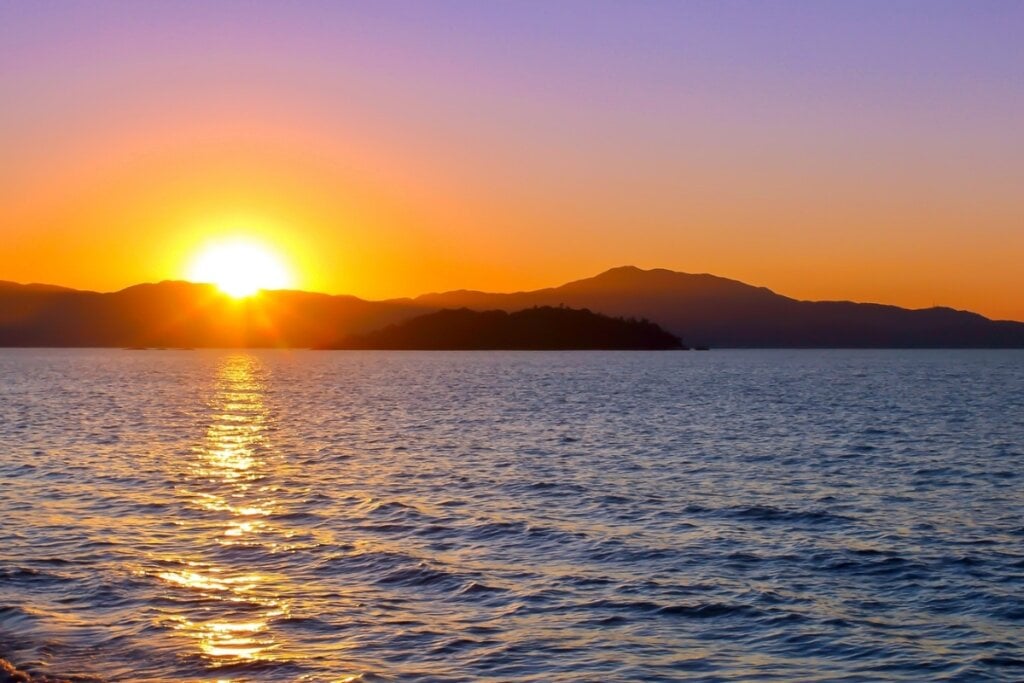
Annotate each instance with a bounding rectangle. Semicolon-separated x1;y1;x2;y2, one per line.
156;354;291;671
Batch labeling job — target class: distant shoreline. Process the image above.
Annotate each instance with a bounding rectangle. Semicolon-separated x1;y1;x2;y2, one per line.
4;268;1024;348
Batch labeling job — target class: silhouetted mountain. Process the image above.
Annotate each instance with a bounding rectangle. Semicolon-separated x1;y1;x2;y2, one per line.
2;268;1023;348
413;266;1024;348
0;280;79;292
0;281;424;348
327;306;685;350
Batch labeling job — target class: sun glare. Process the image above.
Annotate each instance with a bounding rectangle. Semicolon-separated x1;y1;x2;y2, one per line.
187;240;293;298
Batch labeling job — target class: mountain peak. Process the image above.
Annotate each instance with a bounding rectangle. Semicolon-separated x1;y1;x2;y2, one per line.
405;266;1024;347
561;266;778;300
596;265;646;277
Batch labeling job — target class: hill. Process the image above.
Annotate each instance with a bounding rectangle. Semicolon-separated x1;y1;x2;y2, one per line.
412;266;1024;348
0;281;423;348
1;267;1023;348
326;306;685;350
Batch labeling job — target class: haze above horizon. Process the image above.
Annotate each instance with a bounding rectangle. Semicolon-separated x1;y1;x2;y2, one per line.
2;1;1022;320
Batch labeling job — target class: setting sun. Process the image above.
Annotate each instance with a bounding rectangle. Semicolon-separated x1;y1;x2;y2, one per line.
187;239;293;298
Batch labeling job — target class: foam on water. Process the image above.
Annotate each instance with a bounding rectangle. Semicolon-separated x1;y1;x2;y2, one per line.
1;349;1023;681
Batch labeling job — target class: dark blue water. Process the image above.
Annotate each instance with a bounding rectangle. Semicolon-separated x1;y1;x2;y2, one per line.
1;349;1023;682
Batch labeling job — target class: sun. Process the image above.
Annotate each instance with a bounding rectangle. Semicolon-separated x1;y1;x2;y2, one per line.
187;239;293;298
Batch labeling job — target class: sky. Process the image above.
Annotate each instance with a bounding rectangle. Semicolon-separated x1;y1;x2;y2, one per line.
1;1;1022;319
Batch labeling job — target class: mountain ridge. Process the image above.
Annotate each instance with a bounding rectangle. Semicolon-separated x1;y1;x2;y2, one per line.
407;267;1021;347
1;267;1022;347
417;266;987;319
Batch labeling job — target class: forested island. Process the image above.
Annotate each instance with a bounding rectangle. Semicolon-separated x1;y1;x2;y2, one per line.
325;306;685;350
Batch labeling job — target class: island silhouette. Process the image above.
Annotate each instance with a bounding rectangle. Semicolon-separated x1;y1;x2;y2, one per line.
324;306;684;350
2;267;1023;348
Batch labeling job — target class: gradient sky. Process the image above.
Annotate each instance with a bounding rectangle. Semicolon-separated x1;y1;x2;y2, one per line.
2;1;1022;319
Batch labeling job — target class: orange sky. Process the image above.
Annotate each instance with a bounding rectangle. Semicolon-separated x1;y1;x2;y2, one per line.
2;3;1022;320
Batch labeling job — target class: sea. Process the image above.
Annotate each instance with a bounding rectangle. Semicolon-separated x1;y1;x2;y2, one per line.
1;349;1022;682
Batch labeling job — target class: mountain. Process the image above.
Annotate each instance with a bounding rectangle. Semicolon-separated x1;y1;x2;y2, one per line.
1;267;1022;348
0;281;424;348
326;306;684;350
0;280;78;292
412;266;1024;348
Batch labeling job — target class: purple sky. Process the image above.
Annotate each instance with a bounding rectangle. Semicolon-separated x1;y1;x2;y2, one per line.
1;1;1022;317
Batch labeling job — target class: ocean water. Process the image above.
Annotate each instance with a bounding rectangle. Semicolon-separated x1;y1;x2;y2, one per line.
1;349;1023;682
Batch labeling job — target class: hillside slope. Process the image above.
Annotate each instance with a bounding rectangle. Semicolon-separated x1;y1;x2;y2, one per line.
413;266;1024;348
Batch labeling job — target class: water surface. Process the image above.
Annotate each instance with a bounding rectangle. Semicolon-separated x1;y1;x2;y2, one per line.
1;349;1023;681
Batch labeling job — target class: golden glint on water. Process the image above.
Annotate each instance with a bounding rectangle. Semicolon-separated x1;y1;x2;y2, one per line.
157;355;291;668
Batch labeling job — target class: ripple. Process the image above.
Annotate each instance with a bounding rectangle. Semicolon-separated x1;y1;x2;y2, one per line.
1;349;1023;681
